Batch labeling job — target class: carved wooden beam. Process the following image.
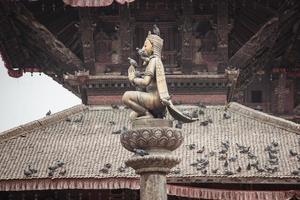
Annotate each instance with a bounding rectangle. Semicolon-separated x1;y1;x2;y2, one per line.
1;2;84;74
79;8;96;75
229;17;279;90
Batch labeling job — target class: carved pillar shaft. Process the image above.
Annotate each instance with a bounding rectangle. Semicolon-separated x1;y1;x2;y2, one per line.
140;173;167;200
121;119;183;200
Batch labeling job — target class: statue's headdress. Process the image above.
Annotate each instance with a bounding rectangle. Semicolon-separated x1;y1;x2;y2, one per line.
146;25;163;58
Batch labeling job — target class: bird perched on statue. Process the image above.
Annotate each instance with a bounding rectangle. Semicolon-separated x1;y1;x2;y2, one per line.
137;47;150;64
128;57;138;67
153;24;160;36
175;121;183;129
46;110;51;116
133;148;149;156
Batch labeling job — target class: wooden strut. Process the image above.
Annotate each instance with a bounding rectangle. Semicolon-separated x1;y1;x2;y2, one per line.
3;2;84;74
229;17;279;93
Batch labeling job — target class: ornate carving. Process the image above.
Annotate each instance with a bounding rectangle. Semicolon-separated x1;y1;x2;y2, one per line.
125;155;181;174
120;127;183;152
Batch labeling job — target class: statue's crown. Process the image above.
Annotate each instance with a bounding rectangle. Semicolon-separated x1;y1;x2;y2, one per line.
146;31;163;58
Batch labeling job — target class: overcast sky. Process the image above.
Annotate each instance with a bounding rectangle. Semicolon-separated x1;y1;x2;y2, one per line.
0;57;81;133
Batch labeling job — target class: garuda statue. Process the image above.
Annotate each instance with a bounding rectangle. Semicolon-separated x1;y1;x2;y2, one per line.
122;25;197;123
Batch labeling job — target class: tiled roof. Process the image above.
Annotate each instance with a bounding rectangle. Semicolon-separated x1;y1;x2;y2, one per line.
0;103;299;185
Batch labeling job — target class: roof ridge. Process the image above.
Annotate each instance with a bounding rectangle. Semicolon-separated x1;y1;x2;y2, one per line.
0;104;87;142
228;102;300;134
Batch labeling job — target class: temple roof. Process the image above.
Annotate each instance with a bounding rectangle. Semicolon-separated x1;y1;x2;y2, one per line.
63;0;135;7
0;102;299;190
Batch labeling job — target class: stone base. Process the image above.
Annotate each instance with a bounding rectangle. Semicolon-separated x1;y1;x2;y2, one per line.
120;118;184;200
126;154;181;174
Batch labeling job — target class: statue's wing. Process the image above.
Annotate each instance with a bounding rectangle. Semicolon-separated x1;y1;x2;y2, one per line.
167;101;198;123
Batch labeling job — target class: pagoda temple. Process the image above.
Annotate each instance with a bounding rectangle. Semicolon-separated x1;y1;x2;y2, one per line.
0;0;300;199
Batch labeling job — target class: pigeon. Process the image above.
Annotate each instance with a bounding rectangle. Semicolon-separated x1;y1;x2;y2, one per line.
112;129;122;134
24;169;32;177
224;170;234;175
175;121;183;129
250;160;259;167
114;25;119;31
236;143;246;149
271;141;279;147
289;149;297;157
105;163;112;169
196;165;206;171
212;168;219;173
201;169;207;174
255;165;265;173
173;167;181;174
183;111;192;118
59;167;66;176
239;146;250;154
73;115;83;123
191;110;199;118
221;141;230;150
269;158;279;165
208;118;213;123
264;145;272;152
133;148;149;156
198;102;206;108
48;170;54;177
196;146;205;154
291;170;299;175
229;155;238;162
223;112;231;119
200;120;209;126
136;48;150;63
218;154;227;161
121;126;128;134
198;109;204;115
246;163;251;170
56;160;64;167
99;168;109;173
190;162;198;167
199;159;209;166
209;151;216;157
46;110;51;116
236;166;242;172
65;117;71;122
224;160;228;167
108;121;116;125
187;144;196;150
265;166;278;173
268;152;277;159
48;164;59;171
111;104;119;109
219;148;227;154
128;57;138;67
153;24;160;36
247;152;257;159
118;166;126;172
28;165;37;174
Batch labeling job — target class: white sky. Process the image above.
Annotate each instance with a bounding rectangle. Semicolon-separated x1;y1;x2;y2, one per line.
0;57;81;133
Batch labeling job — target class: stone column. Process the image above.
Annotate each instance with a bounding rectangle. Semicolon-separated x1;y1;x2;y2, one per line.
120;119;183;200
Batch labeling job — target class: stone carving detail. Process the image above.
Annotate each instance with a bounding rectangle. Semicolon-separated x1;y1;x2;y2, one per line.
126;155;181;174
120;127;183;152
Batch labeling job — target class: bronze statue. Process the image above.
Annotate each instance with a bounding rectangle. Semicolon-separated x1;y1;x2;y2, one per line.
122;25;197;123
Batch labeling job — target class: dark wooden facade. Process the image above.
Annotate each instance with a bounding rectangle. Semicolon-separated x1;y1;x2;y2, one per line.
0;1;299;109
